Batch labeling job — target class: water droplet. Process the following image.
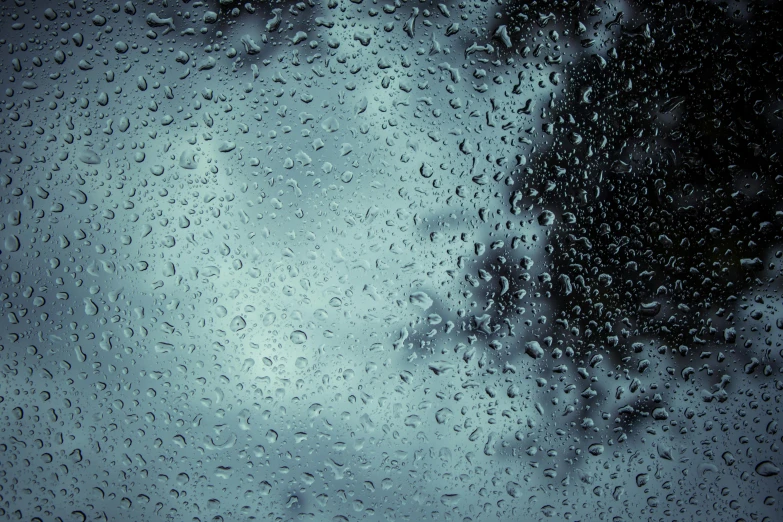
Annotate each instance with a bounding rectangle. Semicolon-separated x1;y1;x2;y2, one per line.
756;461;780;477
290;330;307;344
230;316;247;332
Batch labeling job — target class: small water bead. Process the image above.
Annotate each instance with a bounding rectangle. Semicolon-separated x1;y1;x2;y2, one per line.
290;330;307;344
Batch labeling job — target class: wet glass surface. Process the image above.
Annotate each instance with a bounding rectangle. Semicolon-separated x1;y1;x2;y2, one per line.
0;0;782;521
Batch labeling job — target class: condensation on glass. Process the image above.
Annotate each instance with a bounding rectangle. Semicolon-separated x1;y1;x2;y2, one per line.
0;0;781;521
